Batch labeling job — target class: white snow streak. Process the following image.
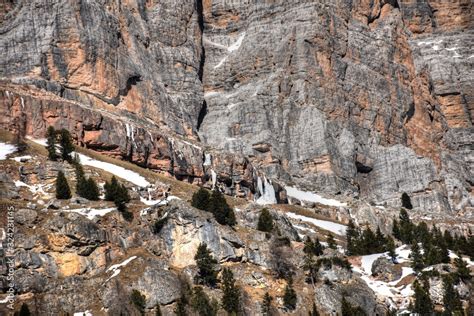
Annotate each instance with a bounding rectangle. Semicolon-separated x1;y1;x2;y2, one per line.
256;177;277;205
285;212;347;235
105;256;137;283
0;142;16;160
62;207;116;220
285;186;347;207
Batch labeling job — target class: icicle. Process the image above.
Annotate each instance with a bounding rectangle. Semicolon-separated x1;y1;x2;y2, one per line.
211;169;217;190
203;153;212;166
20;97;25;109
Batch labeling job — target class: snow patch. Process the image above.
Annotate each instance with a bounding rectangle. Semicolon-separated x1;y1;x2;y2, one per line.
74;311;93;316
105;256;137;283
10;155;32;162
227;32;246;52
0;142;16;160
285;212;347;235
203;153;212;166
285;186;346;207
61;207;116;220
75;153;150;187
140;195;180;208
214;56;227;69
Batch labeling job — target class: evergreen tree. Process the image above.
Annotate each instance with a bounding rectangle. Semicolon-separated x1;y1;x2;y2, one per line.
194;243;218;287
454;257;471;283
155;305;162;316
190;287;217;316
410;241;424;272
303;251;318;285
221;268;240;314
56;171;71;199
17;303;31;316
46;126;58;161
59;129;74;161
401;192;413;209
412;280;434;315
375;227;387;252
346;219;360;255
386;236;397;263
442;275;463;315
303;237;324;257
392;217;401;241
361;226;377;253
208;189;236;226
261;292;273;316
309;302;319;316
85;177;100;200
104;176;119;201
283;277;297;310
130;289;146;315
191;187;211;210
257;208;274;232
341;297;366;316
326;233;337;250
174;296;187;316
399;209;413;244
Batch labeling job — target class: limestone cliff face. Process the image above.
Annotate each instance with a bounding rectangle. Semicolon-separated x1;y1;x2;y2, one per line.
0;0;472;214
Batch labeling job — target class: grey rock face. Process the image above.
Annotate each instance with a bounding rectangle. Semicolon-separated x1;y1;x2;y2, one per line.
371;257;402;282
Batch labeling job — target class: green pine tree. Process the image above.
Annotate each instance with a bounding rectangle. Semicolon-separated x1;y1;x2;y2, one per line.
346;219;360;255
155;304;162;316
261;292;273;316
59;128;74;161
221;268;240;314
410;241;424;272
17;303;31;316
194;243;218;287
442;274;463;315
283;277;297;310
401;192;413;209
174;296;187;316
130;289;146;315
309;302;319;316
104;176;119;201
386;236;397;262
454;257;471;283
375;226;387;252
190;287;217;316
191;187;211;210
327;233;337;250
399;209;414;244
412;280;434;315
85;177;100;200
341;297;366;316
257;208;274;232
46;126;58;161
392;217;401;240
208;189;236;226
56;171;71;199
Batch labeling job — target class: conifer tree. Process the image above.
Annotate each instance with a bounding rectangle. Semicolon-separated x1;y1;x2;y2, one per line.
303;236;324;257
56;171;71;199
191;187;211;210
386;236;397;263
59;128;74;161
412;280;433;315
130;289;146;315
326;233;337;250
190;287;217;316
17;303;31;316
283;277;297;310
208;189;236;226
174;296;187;316
361;226;377;253
410;241;424;272
85;177;100;200
392;217;401;240
341;297;366;316
46;126;58;161
155;305;162;316
375;227;387;252
104;176;119;201
442;275;463;315
221;268;240;315
454;257;471;283
346;219;360;255
257;208;274;232
401;192;413;209
399;209;413;244
194;243;218;287
309;302;319;316
261;292;273;316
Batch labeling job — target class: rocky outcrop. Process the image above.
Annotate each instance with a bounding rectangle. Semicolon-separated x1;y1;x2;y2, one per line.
0;1;472;214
